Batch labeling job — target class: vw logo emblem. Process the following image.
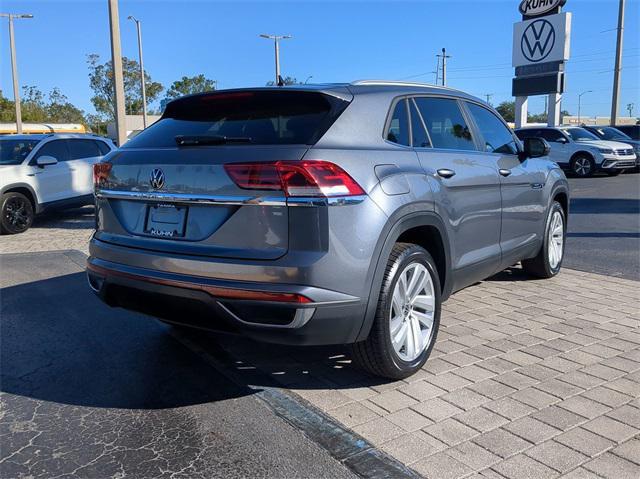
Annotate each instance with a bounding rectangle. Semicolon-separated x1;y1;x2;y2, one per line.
149;168;165;190
521;19;555;63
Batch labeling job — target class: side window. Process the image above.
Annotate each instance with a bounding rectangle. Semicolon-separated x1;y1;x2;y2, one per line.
540;129;565;142
409;99;431;148
386;99;410;146
466;102;518;154
32;140;69;163
96;141;111;156
67;139;101;160
414;97;475;151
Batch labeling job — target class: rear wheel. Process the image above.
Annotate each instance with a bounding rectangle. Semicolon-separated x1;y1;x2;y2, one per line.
1;192;34;235
350;243;441;379
522;201;565;278
571;155;595;177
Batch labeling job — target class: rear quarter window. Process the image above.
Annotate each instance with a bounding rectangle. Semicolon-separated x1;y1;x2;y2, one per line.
123;90;349;148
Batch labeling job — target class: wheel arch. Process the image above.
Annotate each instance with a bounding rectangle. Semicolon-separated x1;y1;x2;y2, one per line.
570;150;595;163
355;210;452;342
1;183;40;213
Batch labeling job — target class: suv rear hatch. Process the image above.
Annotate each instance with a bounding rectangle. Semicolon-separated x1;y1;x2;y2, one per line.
94;88;352;260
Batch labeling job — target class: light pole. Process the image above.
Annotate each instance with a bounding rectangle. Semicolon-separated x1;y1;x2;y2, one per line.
577;90;592;125
1;13;33;134
259;34;292;85
611;0;625;125
128;15;147;128
108;0;127;146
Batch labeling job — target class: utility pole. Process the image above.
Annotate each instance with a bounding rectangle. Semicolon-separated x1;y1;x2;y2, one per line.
436;48;451;86
611;0;625;125
108;0;127;146
434;55;440;85
627;103;634;117
260;34;292;85
1;13;33;134
485;93;493;106
128;16;147;129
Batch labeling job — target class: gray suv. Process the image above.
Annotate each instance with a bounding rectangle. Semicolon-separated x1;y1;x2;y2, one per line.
87;82;569;379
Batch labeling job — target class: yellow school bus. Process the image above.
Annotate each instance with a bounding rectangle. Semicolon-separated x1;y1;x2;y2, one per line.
0;123;87;135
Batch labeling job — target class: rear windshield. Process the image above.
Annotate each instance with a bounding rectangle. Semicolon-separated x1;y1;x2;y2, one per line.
0;139;40;165
124;90;349;148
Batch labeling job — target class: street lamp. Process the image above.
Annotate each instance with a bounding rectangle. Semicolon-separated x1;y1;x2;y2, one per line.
1;13;34;134
128;15;147;129
577;90;592;125
304;75;313;84
259;34;292;85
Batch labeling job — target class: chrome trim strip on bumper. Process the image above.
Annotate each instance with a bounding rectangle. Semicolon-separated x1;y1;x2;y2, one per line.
95;189;366;207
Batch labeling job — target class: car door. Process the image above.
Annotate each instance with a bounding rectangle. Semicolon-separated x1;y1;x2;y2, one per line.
66;139;105;197
411;96;502;290
29;139;73;204
539;128;571;167
464;101;546;266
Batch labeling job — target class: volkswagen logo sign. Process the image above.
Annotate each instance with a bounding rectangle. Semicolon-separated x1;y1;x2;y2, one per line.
521;19;555;63
149;168;165;190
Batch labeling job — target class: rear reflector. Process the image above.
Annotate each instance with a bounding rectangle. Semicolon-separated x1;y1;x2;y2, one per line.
87;262;312;304
224;160;365;197
93;162;112;188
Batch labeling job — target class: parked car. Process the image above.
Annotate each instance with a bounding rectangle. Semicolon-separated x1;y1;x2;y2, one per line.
0;133;115;234
613;124;639;140
87;82;569;379
515;126;637;177
582;125;640;170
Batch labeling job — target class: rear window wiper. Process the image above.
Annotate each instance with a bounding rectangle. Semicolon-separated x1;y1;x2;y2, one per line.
175;135;252;146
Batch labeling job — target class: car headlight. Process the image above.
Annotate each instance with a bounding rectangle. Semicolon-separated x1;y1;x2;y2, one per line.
596;147;614;154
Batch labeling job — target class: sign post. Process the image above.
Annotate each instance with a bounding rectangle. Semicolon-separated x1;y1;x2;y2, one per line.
513;0;571;128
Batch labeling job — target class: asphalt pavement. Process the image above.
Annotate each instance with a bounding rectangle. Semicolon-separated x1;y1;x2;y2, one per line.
0;251;358;479
564;171;640;280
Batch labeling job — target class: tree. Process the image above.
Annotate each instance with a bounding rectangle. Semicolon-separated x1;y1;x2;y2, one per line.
0;87;86;124
496;101;515;123
166;74;216;100
265;76;300;86
87;53;163;120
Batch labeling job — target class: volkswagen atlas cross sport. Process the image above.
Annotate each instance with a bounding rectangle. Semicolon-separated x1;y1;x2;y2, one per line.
87;82;569;379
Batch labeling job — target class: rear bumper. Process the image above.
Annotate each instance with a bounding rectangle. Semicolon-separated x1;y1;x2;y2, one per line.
86;255;366;346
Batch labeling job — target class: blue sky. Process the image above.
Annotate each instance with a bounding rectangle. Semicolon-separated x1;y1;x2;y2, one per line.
1;0;638;118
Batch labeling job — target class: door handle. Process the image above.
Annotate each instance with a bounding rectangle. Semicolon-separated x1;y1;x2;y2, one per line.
499;169;512;177
437;169;456;179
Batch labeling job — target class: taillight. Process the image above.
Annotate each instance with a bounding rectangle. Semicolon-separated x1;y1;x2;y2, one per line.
224;160;365;197
93;162;112;188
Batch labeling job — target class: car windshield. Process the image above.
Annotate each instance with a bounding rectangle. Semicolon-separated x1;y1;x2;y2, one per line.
592;127;631;141
0;139;40;165
564;128;599;141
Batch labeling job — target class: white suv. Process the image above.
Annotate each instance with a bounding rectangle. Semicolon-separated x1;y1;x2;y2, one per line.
0;134;115;234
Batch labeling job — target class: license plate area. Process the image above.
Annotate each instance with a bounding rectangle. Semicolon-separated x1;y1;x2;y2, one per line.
144;203;187;238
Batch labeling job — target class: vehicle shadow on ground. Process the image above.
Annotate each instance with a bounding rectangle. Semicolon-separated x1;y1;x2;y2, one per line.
570;197;640;214
31;206;95;230
0;271;253;409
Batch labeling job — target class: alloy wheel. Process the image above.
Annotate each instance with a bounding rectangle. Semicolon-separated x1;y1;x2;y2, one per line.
574;157;591;176
4;197;30;230
389;262;436;362
548;210;564;269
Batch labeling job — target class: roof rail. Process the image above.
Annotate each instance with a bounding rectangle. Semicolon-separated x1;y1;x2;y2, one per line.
350;80;458;91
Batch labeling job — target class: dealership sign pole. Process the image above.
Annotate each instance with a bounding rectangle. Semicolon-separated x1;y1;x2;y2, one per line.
513;0;572;128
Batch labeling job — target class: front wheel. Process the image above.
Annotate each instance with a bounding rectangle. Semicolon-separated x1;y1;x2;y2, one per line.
571;155;595;177
522;201;566;278
350;243;441;379
1;192;34;235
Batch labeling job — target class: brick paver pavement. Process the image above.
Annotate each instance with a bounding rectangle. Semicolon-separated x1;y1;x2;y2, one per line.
2;211;638;478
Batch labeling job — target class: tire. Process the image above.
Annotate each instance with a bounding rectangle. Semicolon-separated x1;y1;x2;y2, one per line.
522;201;566;279
1;192;34;235
350;243;441;379
571;154;595;177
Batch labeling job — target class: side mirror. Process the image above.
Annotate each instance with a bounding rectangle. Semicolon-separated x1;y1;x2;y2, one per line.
556;137;568;144
520;137;550;160
36;155;58;168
